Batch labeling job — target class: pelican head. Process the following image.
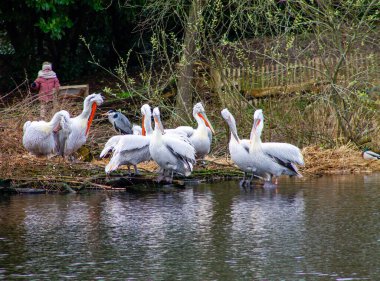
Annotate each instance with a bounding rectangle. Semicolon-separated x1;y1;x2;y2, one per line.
141;104;152;117
83;93;103;136
152;107;165;134
253;109;264;132
221;108;239;142
84;93;104;109
193;102;215;134
250;109;264;141
141;104;152;136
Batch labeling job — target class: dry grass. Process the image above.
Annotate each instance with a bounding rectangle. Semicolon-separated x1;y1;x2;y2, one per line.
301;144;380;176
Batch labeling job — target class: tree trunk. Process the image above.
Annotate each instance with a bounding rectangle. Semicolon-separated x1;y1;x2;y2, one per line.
175;0;204;122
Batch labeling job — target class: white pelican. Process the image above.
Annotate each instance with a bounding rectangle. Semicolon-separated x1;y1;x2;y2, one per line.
57;93;103;157
221;108;269;184
102;135;151;175
166;102;214;160
149;107;196;182
22;110;70;157
249;109;304;184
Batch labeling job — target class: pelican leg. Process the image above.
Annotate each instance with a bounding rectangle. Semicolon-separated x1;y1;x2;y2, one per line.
164;170;174;183
156;169;166;183
239;174;249;188
273;177;278;185
133;165;140;175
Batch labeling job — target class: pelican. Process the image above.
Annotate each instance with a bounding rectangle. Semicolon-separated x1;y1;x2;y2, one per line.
221;108;269;184
58;93;103;157
149;107;196;182
102;135;151;175
166;102;214;160
22;110;70;157
249;109;304;184
105;109;133;135
99;104;152;175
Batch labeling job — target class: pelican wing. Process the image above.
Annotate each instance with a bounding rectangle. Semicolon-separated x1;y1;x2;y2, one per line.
165;126;194;137
162;136;196;166
100;135;123;158
23;121;31;134
262;142;304;165
114;135;151;153
54;114;71;156
265;152;301;176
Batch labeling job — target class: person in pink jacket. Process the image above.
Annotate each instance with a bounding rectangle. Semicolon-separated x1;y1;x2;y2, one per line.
31;61;60;119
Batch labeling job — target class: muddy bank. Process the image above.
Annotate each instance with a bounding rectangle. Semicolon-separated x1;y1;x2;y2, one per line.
1;145;380;193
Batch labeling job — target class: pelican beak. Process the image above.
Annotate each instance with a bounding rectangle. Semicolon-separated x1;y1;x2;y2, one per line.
142;116;146;136
53;123;61;133
86;103;97;136
225;116;239;143
254;118;261;129
232;129;240;143
198;112;215;134
250;118;260;142
154;116;165;134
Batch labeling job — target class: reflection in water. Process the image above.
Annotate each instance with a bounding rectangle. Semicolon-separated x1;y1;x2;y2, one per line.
0;175;379;280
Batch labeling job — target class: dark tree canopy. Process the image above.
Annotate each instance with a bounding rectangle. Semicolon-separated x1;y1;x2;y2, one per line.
0;0;143;90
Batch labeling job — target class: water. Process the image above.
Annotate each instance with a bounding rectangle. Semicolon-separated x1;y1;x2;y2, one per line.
0;174;379;280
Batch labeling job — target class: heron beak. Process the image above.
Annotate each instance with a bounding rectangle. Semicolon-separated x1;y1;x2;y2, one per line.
101;112;109;117
198;112;215;134
86;103;97;136
142;116;146;136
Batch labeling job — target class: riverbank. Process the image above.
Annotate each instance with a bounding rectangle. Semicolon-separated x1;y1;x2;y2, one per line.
1;144;380;193
1;92;380;193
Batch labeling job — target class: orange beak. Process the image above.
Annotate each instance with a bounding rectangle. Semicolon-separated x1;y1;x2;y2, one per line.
142;116;146;136
86;103;97;136
198;113;215;134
